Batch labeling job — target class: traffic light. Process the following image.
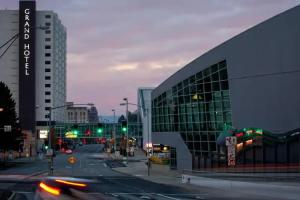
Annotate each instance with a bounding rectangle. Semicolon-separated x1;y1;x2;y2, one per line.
72;124;79;135
44;140;49;150
121;120;127;133
97;123;103;135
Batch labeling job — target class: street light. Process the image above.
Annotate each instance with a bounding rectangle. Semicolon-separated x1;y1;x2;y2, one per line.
0;26;49;59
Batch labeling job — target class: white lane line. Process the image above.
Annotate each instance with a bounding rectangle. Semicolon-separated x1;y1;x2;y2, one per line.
14;191;32;194
156;194;181;200
135;174;143;177
103;163;107;168
140;195;151;199
88;163;96;166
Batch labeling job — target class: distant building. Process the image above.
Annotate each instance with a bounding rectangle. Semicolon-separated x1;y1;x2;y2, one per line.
88;106;99;123
65;102;88;124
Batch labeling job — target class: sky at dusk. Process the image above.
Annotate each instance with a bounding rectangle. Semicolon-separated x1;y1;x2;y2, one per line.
2;0;300;116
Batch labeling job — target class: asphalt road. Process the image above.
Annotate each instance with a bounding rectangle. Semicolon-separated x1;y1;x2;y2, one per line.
0;144;298;200
0;145;207;200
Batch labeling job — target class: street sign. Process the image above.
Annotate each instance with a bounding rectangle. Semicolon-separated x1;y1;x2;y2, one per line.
226;136;237;146
227;143;236;167
68;156;77;165
4;125;12;132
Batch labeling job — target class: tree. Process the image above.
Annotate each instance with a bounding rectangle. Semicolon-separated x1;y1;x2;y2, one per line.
0;82;22;160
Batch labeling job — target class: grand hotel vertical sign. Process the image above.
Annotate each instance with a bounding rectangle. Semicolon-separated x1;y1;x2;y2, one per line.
19;1;36;131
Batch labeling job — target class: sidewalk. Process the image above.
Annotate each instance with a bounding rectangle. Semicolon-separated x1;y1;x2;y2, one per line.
111;148;183;187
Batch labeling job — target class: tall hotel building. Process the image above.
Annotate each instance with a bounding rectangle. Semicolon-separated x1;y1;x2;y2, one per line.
0;1;66;137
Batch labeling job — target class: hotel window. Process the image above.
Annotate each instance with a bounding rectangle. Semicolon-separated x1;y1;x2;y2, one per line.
45;22;51;26
45;30;51;34
45;76;51;80
45;84;51;88
45;15;51;18
45;68;51;72
45;99;51;103
45;45;51;49
45;61;51;65
45;115;49;118
45;91;51;95
45;53;51;57
45;107;50;111
45;38;51;42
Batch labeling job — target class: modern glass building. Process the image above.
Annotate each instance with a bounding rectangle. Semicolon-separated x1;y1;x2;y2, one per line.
152;60;231;157
151;5;300;170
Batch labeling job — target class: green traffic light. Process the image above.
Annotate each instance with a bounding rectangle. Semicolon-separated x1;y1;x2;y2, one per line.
45;145;49;150
122;127;127;132
97;128;103;134
73;130;79;135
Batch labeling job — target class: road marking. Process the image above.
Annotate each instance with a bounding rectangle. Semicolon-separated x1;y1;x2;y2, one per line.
7;191;15;200
14;191;32;194
140;195;151;199
103;163;107;168
156;194;180;200
88;163;96;166
135;174;143;177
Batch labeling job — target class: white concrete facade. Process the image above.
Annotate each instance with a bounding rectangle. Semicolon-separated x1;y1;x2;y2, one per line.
65;107;89;124
137;87;154;150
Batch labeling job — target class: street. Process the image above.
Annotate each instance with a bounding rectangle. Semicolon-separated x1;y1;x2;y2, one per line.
0;144;298;199
0;145;206;200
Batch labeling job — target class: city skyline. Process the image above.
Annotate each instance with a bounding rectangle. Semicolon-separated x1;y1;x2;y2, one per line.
2;0;300;115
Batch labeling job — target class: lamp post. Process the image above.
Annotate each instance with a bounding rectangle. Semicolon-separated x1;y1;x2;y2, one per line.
0;26;49;59
120;101;151;176
112;109;116;152
47;103;93;175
